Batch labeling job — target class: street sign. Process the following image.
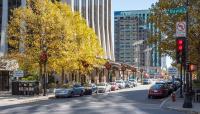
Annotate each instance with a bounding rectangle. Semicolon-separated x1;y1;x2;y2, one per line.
168;67;178;76
176;22;186;37
164;6;187;14
14;70;24;77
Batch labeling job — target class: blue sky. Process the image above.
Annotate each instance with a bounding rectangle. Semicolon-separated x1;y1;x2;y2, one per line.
111;0;172;68
112;0;158;11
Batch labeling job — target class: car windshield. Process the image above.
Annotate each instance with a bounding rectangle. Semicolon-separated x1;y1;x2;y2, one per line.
151;84;162;89
116;80;122;83
129;79;136;81
155;82;165;84
109;82;115;85
73;84;81;87
97;83;105;86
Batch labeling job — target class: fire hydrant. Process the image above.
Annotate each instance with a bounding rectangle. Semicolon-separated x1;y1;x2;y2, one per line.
171;92;176;102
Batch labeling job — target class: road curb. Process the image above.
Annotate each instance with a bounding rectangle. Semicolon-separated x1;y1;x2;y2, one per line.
160;88;180;109
160;88;200;114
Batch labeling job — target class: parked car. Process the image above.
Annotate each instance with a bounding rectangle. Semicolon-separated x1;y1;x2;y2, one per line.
143;78;151;85
71;84;85;96
129;79;138;87
116;80;125;89
96;83;111;93
148;83;169;98
166;81;176;93
156;81;175;94
55;88;73;98
125;81;133;88
109;82;119;91
84;83;97;95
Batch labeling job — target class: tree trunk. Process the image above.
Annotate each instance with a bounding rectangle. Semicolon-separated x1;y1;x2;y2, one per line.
39;62;43;93
61;67;64;84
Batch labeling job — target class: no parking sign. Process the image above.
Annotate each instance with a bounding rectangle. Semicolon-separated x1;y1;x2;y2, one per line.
176;21;186;37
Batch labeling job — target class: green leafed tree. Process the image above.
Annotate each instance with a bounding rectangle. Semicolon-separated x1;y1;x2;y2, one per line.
148;0;200;79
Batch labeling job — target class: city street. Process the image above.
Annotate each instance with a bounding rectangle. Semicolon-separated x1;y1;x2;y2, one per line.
0;84;186;114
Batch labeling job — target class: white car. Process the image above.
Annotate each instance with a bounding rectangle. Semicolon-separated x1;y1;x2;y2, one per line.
115;80;125;89
129;79;138;87
96;83;111;93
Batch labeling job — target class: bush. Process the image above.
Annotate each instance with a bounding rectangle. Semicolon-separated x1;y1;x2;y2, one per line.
61;83;73;88
21;75;38;81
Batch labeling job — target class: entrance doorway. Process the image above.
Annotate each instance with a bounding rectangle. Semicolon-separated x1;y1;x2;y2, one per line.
0;71;10;91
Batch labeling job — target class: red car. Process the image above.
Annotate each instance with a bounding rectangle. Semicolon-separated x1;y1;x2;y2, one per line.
148;83;169;98
109;82;119;91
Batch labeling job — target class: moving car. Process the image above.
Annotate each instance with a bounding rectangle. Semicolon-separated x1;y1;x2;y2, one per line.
84;83;97;95
96;83;111;93
148;83;169;98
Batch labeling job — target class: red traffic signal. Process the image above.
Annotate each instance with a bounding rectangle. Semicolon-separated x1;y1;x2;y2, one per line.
177;39;184;52
176;38;185;64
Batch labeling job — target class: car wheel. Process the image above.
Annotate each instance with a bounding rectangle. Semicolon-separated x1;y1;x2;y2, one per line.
80;91;84;96
70;92;74;97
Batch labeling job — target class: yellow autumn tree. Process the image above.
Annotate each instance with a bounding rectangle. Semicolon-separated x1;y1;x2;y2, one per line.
7;0;105;82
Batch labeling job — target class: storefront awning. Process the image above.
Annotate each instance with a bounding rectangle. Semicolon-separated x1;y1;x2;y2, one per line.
0;59;19;71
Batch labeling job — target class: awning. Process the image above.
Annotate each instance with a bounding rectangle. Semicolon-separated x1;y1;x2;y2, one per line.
0;59;19;71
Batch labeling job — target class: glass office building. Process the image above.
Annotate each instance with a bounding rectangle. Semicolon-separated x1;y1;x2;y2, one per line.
114;10;161;71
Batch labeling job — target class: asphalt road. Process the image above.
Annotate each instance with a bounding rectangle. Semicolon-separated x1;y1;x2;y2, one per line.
0;84;186;114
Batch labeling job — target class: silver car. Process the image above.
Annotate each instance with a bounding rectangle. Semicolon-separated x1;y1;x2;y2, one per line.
55;88;73;98
116;80;125;89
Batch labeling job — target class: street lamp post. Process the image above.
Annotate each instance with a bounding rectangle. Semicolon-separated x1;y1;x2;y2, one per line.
183;0;193;108
131;67;137;79
40;45;47;96
121;64;126;80
140;69;143;84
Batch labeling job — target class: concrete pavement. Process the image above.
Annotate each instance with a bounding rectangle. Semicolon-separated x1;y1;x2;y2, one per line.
0;94;54;107
161;94;200;114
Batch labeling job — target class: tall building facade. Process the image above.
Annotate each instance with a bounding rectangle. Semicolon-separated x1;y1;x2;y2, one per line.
0;0;25;56
114;10;161;70
64;0;114;60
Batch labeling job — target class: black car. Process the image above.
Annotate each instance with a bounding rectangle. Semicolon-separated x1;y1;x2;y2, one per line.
84;83;97;95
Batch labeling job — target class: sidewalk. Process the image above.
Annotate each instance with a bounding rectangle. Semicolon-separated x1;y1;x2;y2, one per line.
161;91;200;114
0;93;54;107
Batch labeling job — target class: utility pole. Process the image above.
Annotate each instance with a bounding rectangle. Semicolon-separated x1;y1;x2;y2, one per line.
183;0;192;108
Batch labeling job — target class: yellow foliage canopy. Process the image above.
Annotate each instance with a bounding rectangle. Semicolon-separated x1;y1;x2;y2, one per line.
8;0;105;75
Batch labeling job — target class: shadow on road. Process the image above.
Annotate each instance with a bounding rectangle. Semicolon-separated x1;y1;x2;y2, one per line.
0;89;185;114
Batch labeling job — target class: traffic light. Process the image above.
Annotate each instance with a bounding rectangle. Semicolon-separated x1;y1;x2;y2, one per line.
176;37;185;64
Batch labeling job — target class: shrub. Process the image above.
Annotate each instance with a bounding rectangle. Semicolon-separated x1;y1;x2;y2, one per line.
61;83;73;88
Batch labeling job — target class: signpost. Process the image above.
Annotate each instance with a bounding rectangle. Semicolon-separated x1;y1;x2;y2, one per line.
176;22;186;37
